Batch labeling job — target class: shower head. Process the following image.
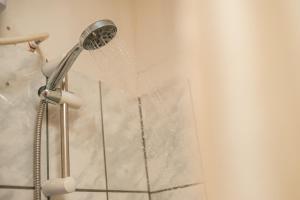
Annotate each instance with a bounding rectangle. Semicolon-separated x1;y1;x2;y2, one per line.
46;19;117;90
80;19;117;50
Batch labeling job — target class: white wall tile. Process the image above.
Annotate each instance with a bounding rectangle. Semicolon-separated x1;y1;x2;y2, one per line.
109;193;148;200
101;83;148;191
141;81;203;190
0;46;45;186
50;192;106;200
48;71;106;189
0;189;35;200
152;185;206;200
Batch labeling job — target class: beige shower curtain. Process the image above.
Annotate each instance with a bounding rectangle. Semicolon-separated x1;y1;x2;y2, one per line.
186;1;300;200
134;0;300;199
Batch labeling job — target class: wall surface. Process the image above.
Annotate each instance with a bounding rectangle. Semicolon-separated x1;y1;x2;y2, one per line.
134;1;300;200
2;1;298;200
134;0;208;197
0;1;203;200
0;0;136;82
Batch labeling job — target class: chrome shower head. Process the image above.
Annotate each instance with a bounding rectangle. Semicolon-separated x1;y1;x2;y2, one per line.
46;19;117;90
80;19;117;50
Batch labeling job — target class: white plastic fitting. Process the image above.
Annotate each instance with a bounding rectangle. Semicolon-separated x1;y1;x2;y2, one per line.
42;177;76;197
41;56;83;109
40;88;83;109
42;56;62;77
60;90;83;109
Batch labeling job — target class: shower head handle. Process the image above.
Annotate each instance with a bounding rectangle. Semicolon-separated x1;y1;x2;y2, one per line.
46;43;82;90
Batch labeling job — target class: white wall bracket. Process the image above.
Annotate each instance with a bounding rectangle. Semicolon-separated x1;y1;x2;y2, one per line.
42;177;76;197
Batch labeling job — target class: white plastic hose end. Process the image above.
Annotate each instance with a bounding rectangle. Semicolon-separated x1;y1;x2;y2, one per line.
42;177;76;197
41;54;66;77
41;57;61;77
60;91;83;109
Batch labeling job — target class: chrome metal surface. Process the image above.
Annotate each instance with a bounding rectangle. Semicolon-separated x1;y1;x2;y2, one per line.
46;44;82;90
60;76;70;178
33;100;46;200
40;88;62;105
42;19;117;179
45;19;117;90
80;19;117;50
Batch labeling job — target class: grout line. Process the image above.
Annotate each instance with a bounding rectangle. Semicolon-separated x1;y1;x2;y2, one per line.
186;80;202;156
107;189;148;194
0;185;34;190
138;97;152;200
186;80;208;200
76;188;148;193
76;188;106;193
0;183;203;193
99;81;109;200
151;182;203;194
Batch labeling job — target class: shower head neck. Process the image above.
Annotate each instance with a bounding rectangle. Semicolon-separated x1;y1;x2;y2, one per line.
46;19;117;90
46;44;82;90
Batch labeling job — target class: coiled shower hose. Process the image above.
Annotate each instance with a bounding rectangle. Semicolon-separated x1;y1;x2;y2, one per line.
33;100;46;200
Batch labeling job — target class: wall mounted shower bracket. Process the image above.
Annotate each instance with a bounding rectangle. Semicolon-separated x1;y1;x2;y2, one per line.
42;177;76;197
38;86;82;109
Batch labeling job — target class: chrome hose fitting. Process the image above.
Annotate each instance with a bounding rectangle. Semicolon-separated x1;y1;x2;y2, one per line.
38;86;82;109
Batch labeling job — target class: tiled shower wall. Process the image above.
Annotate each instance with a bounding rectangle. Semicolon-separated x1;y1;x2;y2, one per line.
0;47;205;200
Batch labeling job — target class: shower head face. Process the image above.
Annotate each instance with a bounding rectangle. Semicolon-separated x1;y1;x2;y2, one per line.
80;19;117;50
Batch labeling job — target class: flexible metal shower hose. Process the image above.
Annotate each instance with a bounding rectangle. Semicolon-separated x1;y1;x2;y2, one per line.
33;100;46;200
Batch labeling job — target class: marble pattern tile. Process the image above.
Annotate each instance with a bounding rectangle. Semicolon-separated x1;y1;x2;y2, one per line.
141;81;203;190
152;185;206;200
109;192;148;200
0;188;150;200
101;83;148;191
0;189;33;200
0;45;205;199
50;192;106;200
48;71;106;189
47;105;61;180
0;46;46;186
